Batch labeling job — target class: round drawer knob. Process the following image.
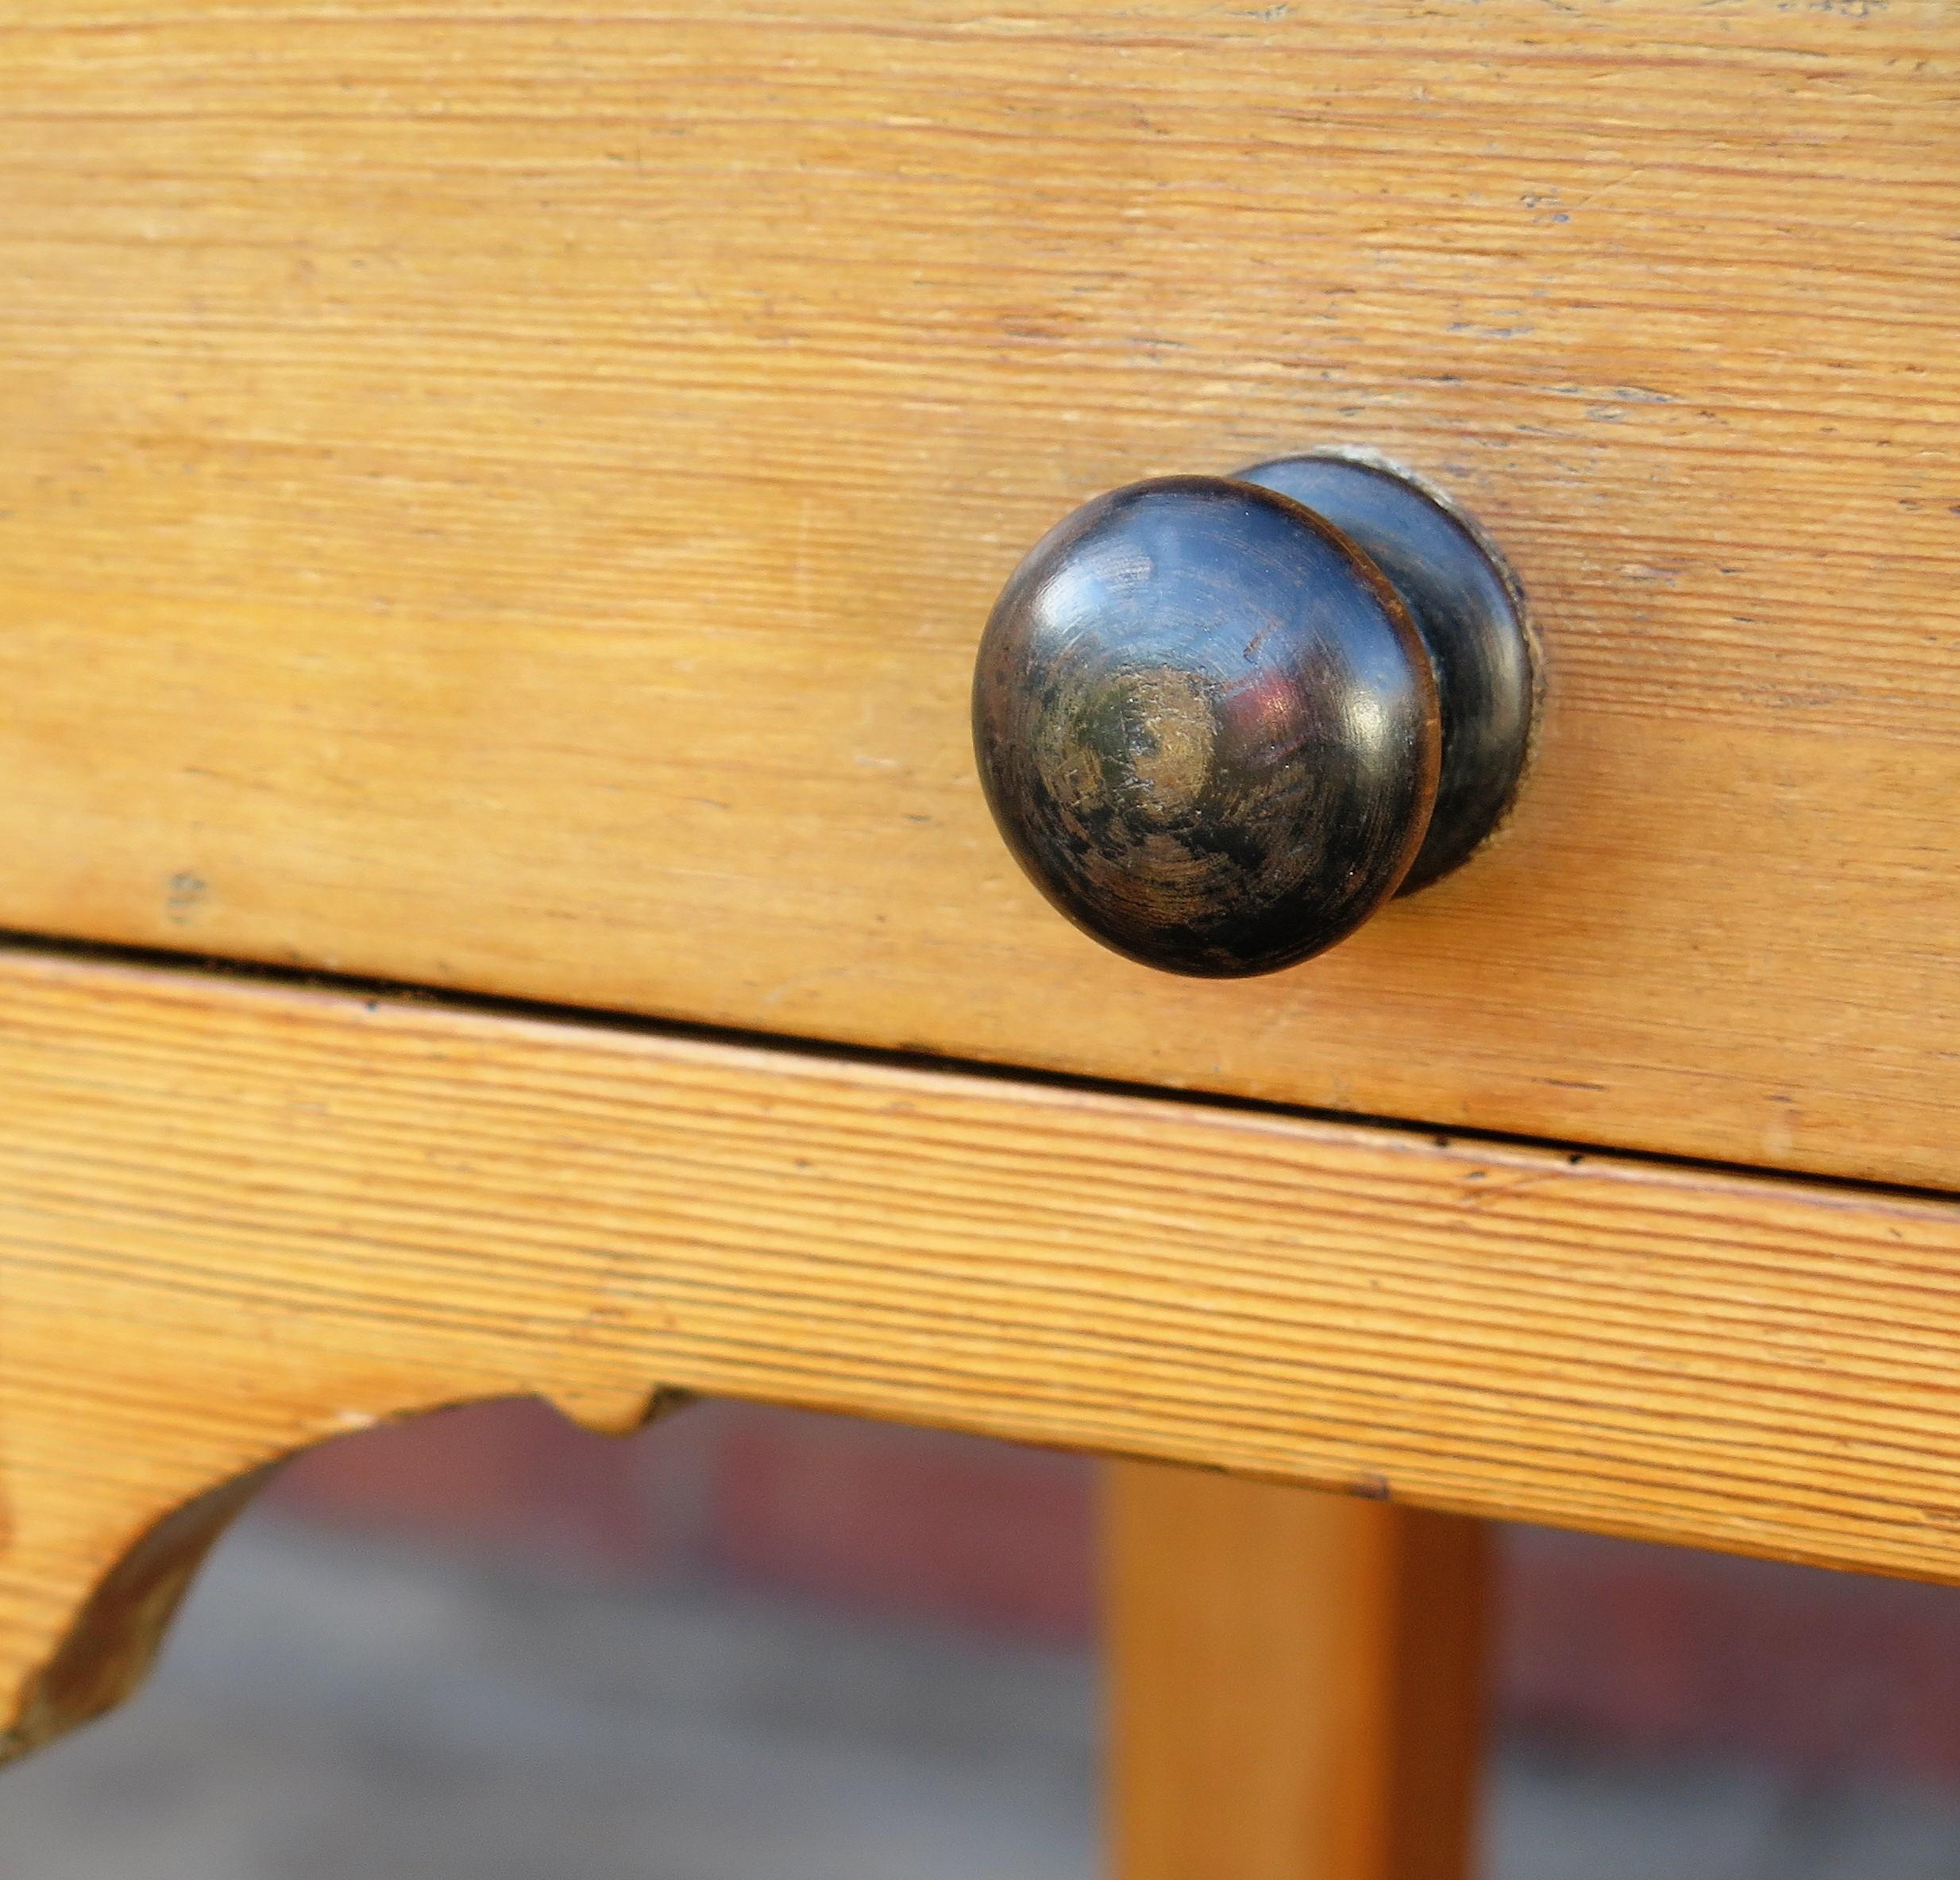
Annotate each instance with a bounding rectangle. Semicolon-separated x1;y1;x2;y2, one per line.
971;454;1535;977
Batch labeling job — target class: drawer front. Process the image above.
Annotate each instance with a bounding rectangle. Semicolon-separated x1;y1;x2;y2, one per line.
2;2;1955;1187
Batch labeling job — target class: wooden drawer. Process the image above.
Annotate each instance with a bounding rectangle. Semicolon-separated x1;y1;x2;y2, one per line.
2;2;1956;1188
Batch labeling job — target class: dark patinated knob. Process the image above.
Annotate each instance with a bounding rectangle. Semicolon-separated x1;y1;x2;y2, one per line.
971;454;1535;977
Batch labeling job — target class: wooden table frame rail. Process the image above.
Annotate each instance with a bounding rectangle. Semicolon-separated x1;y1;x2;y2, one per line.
3;936;1958;1812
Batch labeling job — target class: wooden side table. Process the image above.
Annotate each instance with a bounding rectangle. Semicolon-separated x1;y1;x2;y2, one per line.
2;5;1956;1873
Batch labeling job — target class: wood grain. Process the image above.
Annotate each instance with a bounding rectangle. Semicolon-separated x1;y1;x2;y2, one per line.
6;944;1960;1757
1107;1463;1488;1880
0;3;1957;1187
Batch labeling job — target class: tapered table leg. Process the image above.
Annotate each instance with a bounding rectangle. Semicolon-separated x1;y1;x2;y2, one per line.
1106;1460;1491;1880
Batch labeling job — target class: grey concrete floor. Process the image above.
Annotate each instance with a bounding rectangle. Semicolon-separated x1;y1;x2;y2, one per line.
4;1513;1960;1878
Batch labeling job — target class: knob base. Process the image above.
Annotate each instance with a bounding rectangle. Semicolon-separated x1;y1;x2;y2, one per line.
1236;454;1536;892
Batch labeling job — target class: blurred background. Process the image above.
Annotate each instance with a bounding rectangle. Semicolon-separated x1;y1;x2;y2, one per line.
6;1399;1960;1878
